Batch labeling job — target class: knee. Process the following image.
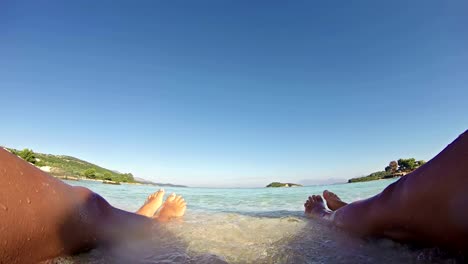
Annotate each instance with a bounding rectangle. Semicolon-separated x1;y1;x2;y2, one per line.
73;186;112;217
374;183;397;207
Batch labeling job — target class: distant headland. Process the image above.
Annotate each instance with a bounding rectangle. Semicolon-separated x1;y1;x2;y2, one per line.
4;147;187;187
348;158;426;183
266;182;303;188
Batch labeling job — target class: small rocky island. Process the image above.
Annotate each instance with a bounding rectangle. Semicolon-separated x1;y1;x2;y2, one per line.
266;182;303;188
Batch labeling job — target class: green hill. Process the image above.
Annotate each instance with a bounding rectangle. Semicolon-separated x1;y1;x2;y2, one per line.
348;158;426;183
347;171;393;183
7;148;135;183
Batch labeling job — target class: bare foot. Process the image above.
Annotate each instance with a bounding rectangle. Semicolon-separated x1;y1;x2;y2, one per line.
323;190;348;211
153;193;187;222
136;189;165;217
304;195;332;219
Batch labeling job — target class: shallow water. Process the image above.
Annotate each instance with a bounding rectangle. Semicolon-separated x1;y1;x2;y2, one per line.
53;179;459;263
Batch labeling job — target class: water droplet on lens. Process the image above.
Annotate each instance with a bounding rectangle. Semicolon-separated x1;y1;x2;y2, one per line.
27;198;31;204
0;204;7;211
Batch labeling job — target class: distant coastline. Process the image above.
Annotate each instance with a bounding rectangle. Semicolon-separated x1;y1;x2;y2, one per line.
4;147;187;187
348;158;425;183
4;147;425;187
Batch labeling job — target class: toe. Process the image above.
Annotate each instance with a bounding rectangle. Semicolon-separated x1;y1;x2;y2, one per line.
166;193;176;202
156;189;165;197
176;196;185;204
316;195;324;202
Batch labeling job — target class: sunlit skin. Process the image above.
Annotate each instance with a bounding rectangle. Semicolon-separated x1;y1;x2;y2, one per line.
153;193;187;221
305;130;468;252
1;131;467;262
323;190;347;211
135;189;166;217
0;149;186;263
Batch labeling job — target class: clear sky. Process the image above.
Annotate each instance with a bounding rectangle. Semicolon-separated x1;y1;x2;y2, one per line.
1;1;467;187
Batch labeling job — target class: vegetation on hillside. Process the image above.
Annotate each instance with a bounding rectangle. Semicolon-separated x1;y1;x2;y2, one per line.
266;182;303;188
348;158;426;183
7;148;135;183
9;148;41;165
387;158;426;173
347;171;393;183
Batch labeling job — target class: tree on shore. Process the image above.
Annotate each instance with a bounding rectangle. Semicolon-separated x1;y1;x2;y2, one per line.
103;172;113;181
18;148;37;164
83;168;96;179
120;173;134;182
398;158;417;172
385;160;398;173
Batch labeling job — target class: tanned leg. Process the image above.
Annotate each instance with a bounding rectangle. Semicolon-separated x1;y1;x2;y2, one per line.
0;148;185;263
305;130;468;251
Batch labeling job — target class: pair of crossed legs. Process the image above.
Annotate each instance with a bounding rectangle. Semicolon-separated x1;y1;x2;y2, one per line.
1;130;467;262
304;130;468;252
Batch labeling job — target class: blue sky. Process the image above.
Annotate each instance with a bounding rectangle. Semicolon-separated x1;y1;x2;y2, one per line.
1;1;467;187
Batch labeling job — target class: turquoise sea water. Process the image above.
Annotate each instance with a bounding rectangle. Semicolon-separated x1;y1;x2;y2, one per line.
57;179;453;263
67;179;398;216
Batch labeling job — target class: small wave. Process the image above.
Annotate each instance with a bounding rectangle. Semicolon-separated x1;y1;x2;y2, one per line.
53;212;463;263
